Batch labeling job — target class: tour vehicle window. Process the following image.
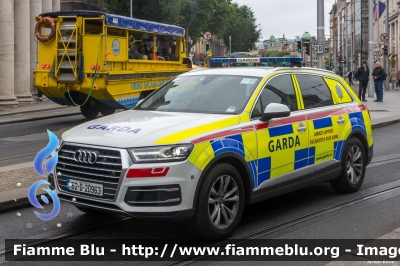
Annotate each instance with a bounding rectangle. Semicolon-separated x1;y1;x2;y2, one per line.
83;19;102;35
296;74;333;109
136;75;261;114
251;74;298;119
128;33;178;61
107;27;126;37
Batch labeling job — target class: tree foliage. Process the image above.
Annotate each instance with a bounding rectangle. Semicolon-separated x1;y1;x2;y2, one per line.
222;3;261;53
103;0;261;52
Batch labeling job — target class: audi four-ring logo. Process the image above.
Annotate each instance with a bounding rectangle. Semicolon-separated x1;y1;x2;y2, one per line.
74;150;99;164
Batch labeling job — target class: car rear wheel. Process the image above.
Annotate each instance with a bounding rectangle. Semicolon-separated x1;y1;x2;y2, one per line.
188;163;245;239
99;104;116;116
330;138;366;193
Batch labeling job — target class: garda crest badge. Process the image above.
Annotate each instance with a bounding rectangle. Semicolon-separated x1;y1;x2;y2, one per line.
336;84;343;99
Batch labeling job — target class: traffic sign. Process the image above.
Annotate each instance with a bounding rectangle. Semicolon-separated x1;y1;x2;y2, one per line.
203;31;212;40
380;33;389;42
314;44;324;54
374;50;382;56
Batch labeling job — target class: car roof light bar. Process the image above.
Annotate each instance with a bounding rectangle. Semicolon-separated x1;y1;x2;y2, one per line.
208;57;303;64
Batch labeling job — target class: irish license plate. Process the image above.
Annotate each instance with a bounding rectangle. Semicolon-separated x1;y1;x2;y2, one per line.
66;178;103;196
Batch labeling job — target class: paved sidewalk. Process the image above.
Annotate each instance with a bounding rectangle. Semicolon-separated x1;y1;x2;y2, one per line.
349;82;400;128
0;97;81;125
0;85;399;213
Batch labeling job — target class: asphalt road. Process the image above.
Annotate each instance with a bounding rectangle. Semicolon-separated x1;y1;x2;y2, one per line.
1;118;400;265
0;115;87;167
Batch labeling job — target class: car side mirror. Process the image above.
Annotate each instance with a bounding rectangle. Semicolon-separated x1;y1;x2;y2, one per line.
136;99;144;106
260;103;290;122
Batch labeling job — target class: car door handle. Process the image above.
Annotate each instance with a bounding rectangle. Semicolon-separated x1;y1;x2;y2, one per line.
337;116;345;126
297;123;307;133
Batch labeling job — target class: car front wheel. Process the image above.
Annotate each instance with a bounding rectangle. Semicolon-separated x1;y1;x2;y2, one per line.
188;163;245;239
330;138;366;193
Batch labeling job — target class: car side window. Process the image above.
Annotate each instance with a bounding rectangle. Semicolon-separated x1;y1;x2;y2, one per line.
251;74;298;119
296;74;333;109
323;77;354;104
251;97;263;119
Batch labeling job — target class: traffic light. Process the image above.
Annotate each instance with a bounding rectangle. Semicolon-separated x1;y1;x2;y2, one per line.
206;43;210;55
297;41;301;53
304;42;310;55
383;45;388;55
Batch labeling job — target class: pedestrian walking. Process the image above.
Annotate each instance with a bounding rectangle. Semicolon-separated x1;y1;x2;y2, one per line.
353;69;358;83
390;69;397;90
396;68;400;90
372;61;386;102
346;70;353;85
354;61;369;102
37;90;43;101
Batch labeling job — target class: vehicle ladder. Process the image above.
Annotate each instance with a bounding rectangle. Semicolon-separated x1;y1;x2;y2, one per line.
55;16;81;83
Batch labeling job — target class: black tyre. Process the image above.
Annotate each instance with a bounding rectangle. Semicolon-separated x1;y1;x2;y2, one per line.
330;138;366;193
188;163;245;239
99;104;116;116
80;104;99;119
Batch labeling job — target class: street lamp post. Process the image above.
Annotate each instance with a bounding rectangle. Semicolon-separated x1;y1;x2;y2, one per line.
229;36;231;67
229;36;231;56
317;0;324;69
130;0;132;18
368;0;374;97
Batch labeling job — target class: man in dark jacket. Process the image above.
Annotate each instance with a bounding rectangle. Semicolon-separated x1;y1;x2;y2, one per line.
354;61;369;102
372;61;386;102
163;46;178;61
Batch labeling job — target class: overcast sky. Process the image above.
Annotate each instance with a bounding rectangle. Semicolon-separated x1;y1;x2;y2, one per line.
232;0;336;41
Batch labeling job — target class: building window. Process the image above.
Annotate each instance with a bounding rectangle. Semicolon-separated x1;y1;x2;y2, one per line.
91;0;98;6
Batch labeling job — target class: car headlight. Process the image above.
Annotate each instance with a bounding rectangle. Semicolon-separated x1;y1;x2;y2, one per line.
129;144;193;163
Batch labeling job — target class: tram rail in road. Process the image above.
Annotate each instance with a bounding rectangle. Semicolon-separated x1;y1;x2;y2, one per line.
2;177;400;264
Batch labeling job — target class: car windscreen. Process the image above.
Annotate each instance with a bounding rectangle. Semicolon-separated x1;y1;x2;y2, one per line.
231;52;247;58
135;75;262;114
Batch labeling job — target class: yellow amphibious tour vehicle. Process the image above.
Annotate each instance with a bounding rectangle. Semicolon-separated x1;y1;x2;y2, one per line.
33;10;193;118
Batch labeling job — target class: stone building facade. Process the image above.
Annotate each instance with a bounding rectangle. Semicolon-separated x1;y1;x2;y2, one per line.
261;34;298;56
189;34;228;57
0;0;61;106
0;0;109;106
329;0;370;74
380;0;400;71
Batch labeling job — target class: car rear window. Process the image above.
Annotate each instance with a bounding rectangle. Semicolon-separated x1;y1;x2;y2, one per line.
231;53;247;58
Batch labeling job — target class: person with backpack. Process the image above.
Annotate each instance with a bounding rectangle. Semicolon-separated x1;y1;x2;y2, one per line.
354;61;369;102
390;69;397;90
372;61;386;102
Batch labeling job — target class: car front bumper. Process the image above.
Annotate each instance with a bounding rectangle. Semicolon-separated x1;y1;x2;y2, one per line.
52;143;202;221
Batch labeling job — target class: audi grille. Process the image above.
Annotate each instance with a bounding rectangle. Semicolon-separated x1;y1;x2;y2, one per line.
56;144;122;200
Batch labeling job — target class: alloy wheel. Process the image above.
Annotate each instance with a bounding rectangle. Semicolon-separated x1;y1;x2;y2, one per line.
208;175;240;229
346;145;363;184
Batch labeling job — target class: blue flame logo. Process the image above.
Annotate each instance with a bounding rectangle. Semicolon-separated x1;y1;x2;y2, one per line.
28;130;60;221
28;180;60;220
33;130;59;177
